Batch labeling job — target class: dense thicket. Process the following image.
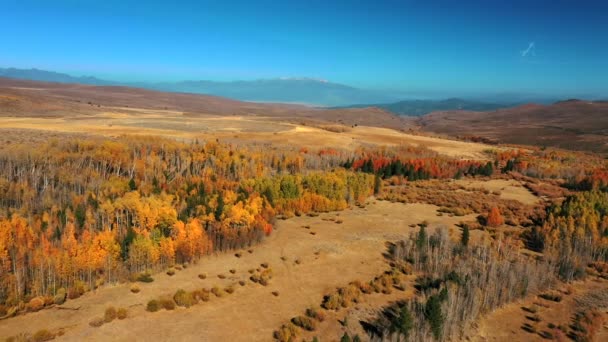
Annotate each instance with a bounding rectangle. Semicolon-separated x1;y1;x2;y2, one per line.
536;191;608;281
368;228;556;341
343;156;494;180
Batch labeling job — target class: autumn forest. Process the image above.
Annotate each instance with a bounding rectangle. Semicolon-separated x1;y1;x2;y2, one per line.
0;124;607;341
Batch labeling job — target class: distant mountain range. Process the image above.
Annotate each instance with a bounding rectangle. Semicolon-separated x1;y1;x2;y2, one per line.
0;67;601;111
0;67;397;106
0;67;112;86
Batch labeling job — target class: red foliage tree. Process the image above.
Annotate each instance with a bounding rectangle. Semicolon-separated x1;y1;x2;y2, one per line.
487;207;504;227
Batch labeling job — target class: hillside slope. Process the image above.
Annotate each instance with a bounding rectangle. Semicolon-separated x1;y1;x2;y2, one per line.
0;77;405;129
418;100;608;154
335;98;514;116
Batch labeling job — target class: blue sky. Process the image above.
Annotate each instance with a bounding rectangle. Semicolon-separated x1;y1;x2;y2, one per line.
1;0;607;97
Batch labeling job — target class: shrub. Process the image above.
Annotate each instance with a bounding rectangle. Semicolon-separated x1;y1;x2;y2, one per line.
229;269;236;274
359;282;374;294
146;299;160;312
292;315;317;331
53;288;67;305
322;293;343;310
160;297;176;310
239;280;246;286
211;286;225;298
539;292;562;302
376;274;394;293
261;262;269;269
305;307;326;322
340;284;362;306
166;269;176;276
192;289;210;302
32;329;55;342
104;306;117;322
117;308;127;320
273;323;299;342
174;289;196;307
198;273;207;279
224;286;235;294
259;268;273;286
235;252;242;258
272;291;279;296
521;323;536;333
217;274;226;279
67;282;86;299
89;317;105;327
174;265;183;271
28;296;45;312
137;273;154;283
130;284;141;293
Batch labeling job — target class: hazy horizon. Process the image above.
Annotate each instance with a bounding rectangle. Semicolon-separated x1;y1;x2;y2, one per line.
2;0;607;98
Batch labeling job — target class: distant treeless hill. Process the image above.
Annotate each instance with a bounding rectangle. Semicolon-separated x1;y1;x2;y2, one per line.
0;77;406;129
418;100;608;154
334;98;516;116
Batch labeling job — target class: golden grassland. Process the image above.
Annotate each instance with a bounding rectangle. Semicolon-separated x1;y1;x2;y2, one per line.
0;106;496;159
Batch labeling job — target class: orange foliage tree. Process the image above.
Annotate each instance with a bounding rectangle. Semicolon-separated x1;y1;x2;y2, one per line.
486;207;504;227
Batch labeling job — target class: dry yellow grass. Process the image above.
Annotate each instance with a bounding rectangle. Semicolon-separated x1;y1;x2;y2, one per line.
454;179;540;205
473;278;608;342
0;106;496;159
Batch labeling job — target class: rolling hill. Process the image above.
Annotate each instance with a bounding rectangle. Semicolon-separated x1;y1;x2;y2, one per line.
418;99;608;154
0;77;405;129
334;98;515;116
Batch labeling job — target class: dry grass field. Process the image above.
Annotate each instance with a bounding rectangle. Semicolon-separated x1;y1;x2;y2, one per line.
454;179;540;205
474;279;608;341
0;77;497;159
0;108;494;159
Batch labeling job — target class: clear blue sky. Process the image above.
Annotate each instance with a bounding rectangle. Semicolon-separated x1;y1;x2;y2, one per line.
1;0;607;96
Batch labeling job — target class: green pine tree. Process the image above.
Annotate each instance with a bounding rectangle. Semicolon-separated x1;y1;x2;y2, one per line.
425;295;444;340
416;225;428;250
128;177;137;190
393;305;413;337
461;224;470;247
